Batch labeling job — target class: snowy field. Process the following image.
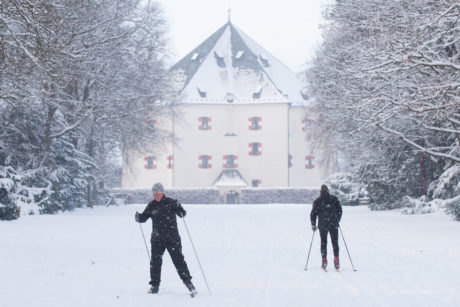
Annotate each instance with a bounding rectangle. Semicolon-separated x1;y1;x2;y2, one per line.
1;204;460;307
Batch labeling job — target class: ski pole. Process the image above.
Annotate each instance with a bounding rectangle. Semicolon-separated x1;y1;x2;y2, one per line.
304;230;316;270
182;216;212;295
338;225;357;271
138;222;151;261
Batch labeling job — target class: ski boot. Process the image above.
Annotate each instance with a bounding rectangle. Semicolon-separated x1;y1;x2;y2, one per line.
185;281;197;298
334;256;340;271
148;285;159;294
321;257;327;271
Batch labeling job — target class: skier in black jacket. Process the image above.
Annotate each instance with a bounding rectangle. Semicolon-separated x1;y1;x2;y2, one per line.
310;184;343;270
135;183;196;296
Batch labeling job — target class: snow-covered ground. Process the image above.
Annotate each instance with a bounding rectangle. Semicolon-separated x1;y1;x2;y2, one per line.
1;204;459;307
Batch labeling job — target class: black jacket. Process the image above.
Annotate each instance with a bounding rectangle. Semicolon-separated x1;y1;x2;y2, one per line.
310;192;342;229
137;196;186;241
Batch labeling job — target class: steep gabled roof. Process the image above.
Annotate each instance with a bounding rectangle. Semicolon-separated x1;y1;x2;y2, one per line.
170;21;308;106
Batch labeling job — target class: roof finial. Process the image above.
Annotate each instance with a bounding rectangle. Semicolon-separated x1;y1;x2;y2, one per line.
227;7;232;23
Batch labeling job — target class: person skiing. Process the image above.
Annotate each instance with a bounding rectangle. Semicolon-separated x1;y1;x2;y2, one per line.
135;182;196;296
310;184;342;271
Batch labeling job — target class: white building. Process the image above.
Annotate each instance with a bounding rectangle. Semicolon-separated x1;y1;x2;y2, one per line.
122;20;326;198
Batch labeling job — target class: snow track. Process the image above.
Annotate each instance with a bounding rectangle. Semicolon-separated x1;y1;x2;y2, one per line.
1;204;459;307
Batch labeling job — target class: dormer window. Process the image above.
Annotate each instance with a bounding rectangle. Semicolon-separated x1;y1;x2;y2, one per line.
197;86;206;98
190;53;199;61
214;51;225;68
300;90;309;101
259;54;269;67
225;93;234;103
253;86;263;99
235;51;244;59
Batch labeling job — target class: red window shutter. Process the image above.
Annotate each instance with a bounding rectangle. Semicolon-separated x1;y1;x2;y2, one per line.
167;155;173;169
305;156;315;169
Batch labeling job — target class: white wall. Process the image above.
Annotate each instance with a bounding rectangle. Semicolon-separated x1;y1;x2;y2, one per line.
173;103;289;187
121;104;326;189
288;106;325;187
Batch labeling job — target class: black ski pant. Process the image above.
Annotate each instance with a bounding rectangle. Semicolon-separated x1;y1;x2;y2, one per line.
149;238;192;286
319;226;339;258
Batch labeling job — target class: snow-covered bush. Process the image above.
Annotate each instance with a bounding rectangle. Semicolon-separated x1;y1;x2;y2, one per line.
326;173;368;206
0;167;20;221
402;165;460;220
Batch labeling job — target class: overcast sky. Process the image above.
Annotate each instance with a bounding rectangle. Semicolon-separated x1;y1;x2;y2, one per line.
157;0;333;72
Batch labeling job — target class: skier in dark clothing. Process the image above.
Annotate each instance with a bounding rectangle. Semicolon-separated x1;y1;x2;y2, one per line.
135;182;196;296
310;184;343;270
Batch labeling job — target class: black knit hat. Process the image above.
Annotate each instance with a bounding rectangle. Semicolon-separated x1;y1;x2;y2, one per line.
320;184;329;194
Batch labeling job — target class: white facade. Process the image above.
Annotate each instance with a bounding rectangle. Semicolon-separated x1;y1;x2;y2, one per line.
122;21;327;191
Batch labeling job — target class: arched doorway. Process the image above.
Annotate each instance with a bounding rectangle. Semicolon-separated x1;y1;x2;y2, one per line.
225;190;240;204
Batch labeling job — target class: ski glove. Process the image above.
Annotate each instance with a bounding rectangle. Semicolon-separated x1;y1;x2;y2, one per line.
311;225;317;232
135;212;141;222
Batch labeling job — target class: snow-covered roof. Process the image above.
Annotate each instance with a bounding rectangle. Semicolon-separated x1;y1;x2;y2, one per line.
213;169;248;187
171;21;308;106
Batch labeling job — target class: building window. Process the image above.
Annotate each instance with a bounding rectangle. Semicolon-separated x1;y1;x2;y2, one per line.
214;51;225;68
252;179;261;187
252;87;263;99
302;119;314;132
223;155;238;168
249;117;262;130
305;156;315;169
259;54;269;67
199;117;211;130
144;119;157;129
289;154;293;168
144;156;156;169
167;155;173;169
199;155;212;169
197;86;206;98
249;143;262;156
